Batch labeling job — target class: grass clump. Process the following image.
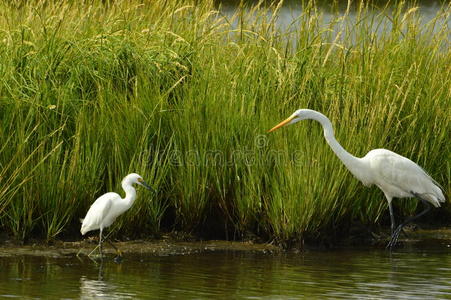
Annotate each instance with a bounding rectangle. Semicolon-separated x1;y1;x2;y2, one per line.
0;0;449;245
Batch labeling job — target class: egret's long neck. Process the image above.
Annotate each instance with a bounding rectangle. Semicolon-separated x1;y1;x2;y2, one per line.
122;180;137;209
309;112;365;180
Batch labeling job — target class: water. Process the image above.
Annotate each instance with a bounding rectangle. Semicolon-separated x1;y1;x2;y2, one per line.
218;0;450;39
218;0;448;23
1;246;451;299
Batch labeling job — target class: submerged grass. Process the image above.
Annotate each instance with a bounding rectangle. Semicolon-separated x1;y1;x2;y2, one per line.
0;0;449;244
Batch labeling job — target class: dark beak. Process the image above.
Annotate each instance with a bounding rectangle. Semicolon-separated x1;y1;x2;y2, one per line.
141;181;156;193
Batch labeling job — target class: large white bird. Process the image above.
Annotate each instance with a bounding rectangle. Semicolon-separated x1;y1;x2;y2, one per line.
269;109;445;248
81;173;154;257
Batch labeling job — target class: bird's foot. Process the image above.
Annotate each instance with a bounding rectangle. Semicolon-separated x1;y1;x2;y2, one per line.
113;250;123;263
114;250;123;263
386;226;403;249
76;248;83;258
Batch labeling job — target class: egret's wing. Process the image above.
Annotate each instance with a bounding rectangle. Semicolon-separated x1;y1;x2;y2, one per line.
80;192;119;234
369;150;444;205
381;153;419;183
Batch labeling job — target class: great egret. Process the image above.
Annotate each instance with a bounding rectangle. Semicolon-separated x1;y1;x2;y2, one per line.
80;173;154;257
269;109;445;248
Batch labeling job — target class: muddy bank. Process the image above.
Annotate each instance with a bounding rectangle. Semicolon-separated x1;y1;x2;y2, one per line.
0;238;281;258
0;228;450;258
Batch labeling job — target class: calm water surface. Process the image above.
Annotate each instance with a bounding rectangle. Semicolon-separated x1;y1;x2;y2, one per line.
218;0;450;38
1;246;451;299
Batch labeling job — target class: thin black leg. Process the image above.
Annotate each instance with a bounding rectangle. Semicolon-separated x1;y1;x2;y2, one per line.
387;199;431;249
99;229;103;257
106;238;122;256
388;201;395;235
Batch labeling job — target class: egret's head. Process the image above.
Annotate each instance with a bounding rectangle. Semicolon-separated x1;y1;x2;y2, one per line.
124;173;155;192
268;109;314;132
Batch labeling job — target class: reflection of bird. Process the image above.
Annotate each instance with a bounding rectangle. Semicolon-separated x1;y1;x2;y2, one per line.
81;173;154;257
269;109;445;248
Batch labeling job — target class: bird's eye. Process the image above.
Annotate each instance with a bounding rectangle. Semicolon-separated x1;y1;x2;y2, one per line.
138;178;143;182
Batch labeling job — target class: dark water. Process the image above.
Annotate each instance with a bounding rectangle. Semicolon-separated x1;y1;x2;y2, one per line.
1;247;451;299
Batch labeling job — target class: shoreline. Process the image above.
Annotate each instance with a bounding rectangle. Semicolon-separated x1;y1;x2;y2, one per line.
1;227;450;258
0;239;281;258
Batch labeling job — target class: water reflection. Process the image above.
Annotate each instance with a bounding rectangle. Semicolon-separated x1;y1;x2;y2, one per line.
79;260;136;299
80;276;133;299
1;247;451;299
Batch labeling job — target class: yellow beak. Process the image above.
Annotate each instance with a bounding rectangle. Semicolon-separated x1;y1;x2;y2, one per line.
268;116;295;133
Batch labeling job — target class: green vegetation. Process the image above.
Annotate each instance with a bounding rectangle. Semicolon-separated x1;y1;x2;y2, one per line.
0;0;449;245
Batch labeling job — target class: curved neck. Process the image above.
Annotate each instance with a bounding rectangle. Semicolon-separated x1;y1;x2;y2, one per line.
121;181;137;209
309;111;365;180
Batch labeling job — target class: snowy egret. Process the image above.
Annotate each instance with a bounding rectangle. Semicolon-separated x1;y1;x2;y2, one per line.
80;173;154;257
269;109;445;248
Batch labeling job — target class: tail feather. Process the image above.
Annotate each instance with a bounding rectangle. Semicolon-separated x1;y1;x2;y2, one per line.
433;183;446;204
413;190;445;208
80;218;87;235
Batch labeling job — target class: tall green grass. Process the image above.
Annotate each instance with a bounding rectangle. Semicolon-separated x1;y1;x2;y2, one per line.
0;0;449;244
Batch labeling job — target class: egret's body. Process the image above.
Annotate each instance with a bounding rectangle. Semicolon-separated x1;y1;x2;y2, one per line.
269;109;445;247
81;173;153;257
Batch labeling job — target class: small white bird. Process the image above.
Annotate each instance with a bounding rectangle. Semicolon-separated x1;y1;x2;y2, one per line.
269;109;445;248
81;173;154;257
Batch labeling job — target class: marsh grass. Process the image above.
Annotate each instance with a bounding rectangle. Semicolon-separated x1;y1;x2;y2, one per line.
0;0;449;244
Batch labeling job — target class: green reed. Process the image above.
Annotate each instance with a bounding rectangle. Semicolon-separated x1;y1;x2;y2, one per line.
0;0;449;244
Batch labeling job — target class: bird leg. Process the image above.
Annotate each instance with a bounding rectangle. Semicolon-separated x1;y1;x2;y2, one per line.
388;201;409;239
105;238;123;259
98;229;104;258
101;230;122;259
387;200;431;248
88;230;105;259
388;201;395;235
87;231;122;261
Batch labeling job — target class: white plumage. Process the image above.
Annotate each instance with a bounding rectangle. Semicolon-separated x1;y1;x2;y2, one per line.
81;173;153;257
81;192;120;235
269;109;445;247
364;149;444;208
